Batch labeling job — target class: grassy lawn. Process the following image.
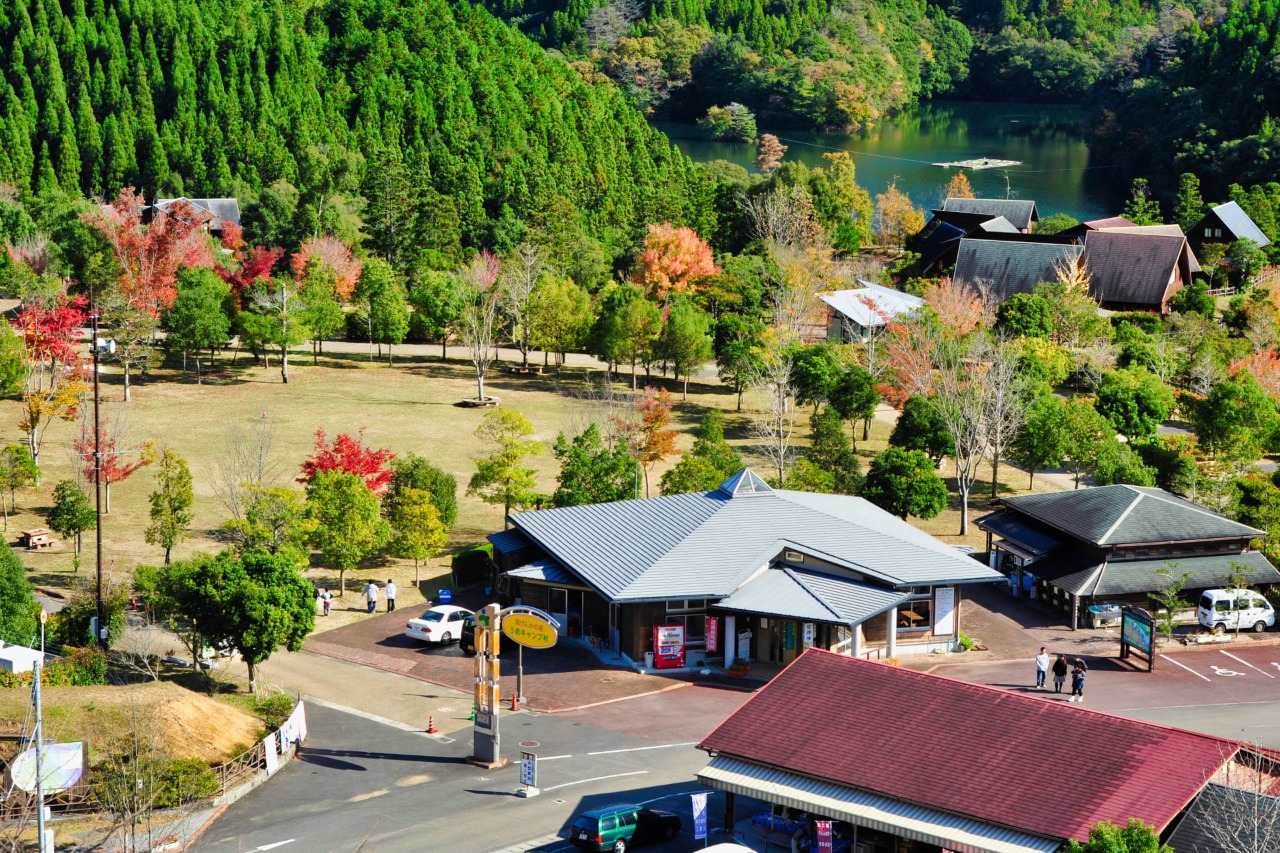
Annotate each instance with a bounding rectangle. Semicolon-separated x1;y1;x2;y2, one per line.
3;341;1066;619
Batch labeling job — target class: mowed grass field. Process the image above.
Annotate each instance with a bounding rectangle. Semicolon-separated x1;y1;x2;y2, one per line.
4;339;1065;622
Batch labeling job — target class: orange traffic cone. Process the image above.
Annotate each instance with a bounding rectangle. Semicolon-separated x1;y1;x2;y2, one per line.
511;693;519;712
427;715;438;735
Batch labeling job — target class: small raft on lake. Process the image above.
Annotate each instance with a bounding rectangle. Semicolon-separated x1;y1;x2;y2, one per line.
933;157;1022;169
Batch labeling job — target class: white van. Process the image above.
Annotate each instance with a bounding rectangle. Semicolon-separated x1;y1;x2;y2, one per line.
1197;589;1275;634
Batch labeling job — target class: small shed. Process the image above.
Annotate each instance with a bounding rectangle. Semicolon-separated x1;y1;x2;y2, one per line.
819;282;923;342
0;643;47;674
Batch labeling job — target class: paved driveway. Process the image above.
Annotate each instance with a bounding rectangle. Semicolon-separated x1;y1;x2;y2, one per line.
304;609;691;712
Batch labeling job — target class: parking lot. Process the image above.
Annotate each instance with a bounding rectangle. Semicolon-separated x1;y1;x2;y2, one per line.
933;638;1280;747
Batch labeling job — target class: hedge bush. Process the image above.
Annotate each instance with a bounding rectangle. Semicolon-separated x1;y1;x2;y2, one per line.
451;544;494;587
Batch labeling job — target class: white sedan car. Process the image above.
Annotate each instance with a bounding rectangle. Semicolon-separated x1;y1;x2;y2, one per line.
405;605;472;645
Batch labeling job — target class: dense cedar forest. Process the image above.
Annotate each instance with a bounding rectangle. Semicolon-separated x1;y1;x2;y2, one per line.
481;0;1159;129
0;0;710;274
1088;0;1280;201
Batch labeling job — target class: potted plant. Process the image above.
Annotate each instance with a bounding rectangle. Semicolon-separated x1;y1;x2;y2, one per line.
726;659;751;677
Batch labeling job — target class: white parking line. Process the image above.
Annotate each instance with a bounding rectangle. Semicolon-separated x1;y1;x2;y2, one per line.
542;770;649;792
1159;654;1211;681
586;743;697;756
1220;650;1276;678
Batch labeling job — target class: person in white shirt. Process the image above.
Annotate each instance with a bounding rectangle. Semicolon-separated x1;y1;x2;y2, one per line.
1034;647;1050;689
364;580;378;614
385;579;397;612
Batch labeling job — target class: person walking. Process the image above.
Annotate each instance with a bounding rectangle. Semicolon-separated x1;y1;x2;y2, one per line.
1034;647;1050;689
1070;657;1088;702
385;579;397;612
1052;653;1068;694
320;588;333;617
364;580;379;614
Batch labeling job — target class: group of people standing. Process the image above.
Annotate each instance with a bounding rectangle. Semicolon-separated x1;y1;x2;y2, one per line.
1035;647;1088;702
314;580;399;616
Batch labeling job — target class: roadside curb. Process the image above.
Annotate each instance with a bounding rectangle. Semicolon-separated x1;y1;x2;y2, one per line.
178;805;226;852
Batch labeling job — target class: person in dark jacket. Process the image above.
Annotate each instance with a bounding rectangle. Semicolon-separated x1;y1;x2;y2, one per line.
1052;653;1068;694
1069;657;1088;702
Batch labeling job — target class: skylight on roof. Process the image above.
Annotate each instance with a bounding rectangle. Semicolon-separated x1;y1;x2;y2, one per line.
718;468;774;497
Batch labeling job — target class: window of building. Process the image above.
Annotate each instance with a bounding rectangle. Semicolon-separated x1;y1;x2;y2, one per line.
896;598;932;632
666;600;707;613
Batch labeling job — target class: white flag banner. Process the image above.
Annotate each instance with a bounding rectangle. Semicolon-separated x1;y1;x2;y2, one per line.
263;732;279;776
691;791;710;840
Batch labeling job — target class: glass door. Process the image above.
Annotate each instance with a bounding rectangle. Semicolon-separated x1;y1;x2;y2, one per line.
549;587;568;636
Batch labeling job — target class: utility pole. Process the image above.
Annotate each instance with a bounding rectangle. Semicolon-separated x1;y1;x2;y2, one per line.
34;608;49;853
92;312;106;651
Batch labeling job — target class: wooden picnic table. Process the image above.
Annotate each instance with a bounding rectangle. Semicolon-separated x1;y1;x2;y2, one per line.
19;528;57;549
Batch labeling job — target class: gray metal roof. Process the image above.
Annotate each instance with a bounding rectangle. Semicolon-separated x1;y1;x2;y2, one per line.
509;469;1003;603
506;558;581;585
976;511;1061;556
1203;201;1271;248
820;283;923;329
942;198;1040;231
698;756;1061;853
1165;782;1280;853
487;528;533;553
1002;485;1264;547
1028;551;1279;597
952;238;1082;302
716;567;909;624
154;197;242;228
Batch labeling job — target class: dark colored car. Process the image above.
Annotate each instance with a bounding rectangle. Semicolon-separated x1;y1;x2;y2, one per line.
460;613;477;655
568;803;681;853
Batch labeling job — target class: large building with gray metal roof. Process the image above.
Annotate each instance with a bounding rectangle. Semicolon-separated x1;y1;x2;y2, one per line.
489;469;1003;670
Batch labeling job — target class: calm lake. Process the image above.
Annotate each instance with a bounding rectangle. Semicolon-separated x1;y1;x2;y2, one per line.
655;101;1123;223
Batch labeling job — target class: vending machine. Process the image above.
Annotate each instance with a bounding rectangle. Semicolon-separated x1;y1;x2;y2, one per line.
652;624;685;669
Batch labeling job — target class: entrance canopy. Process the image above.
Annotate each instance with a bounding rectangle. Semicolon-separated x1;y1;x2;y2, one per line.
716;566;909;625
699;755;1059;853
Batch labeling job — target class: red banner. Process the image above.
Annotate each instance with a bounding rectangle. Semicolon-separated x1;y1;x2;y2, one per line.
816;820;832;853
706;616;719;653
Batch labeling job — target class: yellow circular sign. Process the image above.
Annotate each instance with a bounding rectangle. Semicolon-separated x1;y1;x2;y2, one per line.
501;613;558;649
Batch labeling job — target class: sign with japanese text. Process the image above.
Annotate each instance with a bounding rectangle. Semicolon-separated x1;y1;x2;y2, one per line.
502;612;558;648
691;792;709;840
816;820;832;853
520;751;537;787
706;616;719;653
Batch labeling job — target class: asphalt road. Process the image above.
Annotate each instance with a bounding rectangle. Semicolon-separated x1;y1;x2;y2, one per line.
192;685;757;853
932;640;1280;748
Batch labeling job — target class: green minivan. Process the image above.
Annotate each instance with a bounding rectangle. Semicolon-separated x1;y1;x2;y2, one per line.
568;803;682;853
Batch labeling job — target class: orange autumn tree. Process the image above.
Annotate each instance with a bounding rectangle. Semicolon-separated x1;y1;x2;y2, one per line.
618;386;682;497
944;171;975;199
634;224;720;301
1230;351;1280;398
291;236;362;300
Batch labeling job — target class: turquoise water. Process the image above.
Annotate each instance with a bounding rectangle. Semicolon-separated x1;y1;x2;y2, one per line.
656;101;1122;223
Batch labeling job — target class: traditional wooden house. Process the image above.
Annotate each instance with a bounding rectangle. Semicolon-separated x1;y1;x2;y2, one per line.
977;485;1280;629
1060;215;1137;240
818;282;923;342
1079;228;1199;312
489;469;1003;668
1188;200;1272;256
913;213;1021;274
950;237;1081;302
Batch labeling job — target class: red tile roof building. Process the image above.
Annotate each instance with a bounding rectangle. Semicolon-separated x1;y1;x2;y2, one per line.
699;650;1250;848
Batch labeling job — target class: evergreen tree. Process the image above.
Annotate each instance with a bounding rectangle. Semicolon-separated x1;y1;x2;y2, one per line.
552;423;635;506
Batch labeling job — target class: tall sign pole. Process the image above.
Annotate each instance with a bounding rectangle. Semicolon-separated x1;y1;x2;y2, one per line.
91;312;105;651
34;609;48;853
470;604;503;767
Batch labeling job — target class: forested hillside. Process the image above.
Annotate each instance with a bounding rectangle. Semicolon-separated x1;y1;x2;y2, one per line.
480;0;1159;130
0;0;708;275
1087;0;1280;200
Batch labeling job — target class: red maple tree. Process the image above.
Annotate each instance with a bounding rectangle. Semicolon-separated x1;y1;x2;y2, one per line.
74;420;156;514
217;245;284;303
633;223;720;300
84;188;215;318
219;221;245;252
16;294;88;369
298;429;395;495
922;278;987;339
291;237;362;299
